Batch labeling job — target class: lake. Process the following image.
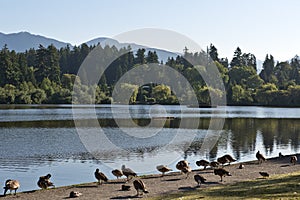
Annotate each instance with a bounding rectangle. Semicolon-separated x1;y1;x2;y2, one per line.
0;105;300;192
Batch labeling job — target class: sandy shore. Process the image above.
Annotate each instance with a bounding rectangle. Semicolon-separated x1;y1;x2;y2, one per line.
1;154;300;200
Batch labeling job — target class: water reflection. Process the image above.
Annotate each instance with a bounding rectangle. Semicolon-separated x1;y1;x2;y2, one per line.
0;106;300;192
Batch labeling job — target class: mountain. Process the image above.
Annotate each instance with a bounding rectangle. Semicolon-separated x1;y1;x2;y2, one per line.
0;31;72;52
83;37;180;62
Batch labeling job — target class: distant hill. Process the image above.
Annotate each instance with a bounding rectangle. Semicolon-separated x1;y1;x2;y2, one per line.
0;31;72;52
83;37;180;62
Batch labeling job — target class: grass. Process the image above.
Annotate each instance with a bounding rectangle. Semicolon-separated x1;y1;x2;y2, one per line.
148;171;300;200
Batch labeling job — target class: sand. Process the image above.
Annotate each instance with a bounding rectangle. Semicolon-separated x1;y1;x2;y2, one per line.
1;154;300;200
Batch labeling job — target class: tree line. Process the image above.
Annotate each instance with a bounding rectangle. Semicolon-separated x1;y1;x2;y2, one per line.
0;42;300;106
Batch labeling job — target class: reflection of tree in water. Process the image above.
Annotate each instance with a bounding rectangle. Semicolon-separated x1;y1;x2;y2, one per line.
182;118;300;160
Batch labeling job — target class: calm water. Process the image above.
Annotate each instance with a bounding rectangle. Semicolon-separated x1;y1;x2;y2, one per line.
0;105;300;192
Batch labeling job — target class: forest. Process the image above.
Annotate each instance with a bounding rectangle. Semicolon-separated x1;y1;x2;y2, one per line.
0;42;300;106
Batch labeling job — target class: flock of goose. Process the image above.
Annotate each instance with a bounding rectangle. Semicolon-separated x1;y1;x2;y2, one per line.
2;151;298;198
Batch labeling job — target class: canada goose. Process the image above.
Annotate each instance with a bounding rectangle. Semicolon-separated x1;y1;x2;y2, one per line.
256;151;266;164
259;172;269;178
94;168;108;185
210;161;220;168
3;179;20;196
156;165;172;176
121;165;137;181
181;165;192;179
69;191;82;198
279;152;284;158
112;169;124;179
176;160;189;171
217;156;229;166
194;174;206;187
290;156;297;165
133;179;149;196
37;174;54;189
196;160;210;170
121;184;131;191
214;168;231;182
238;164;245;169
223;154;237;164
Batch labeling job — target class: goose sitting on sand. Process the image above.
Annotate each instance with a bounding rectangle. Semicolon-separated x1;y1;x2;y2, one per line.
196;160;210;170
3;179;20;196
156;165;172;176
122;165;137;181
214;168;231;182
290;156;297;165
69;191;82;198
259;172;269;178
112;169;124;179
223;154;237;164
256;151;266;164
133;179;149;196
37;174;54;189
94;169;108;185
194;174;206;187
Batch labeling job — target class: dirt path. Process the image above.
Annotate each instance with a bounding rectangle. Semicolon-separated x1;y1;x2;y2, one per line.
1;154;300;200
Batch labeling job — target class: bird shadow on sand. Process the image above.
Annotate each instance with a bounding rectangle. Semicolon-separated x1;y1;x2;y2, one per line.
162;178;181;182
178;186;196;191
280;164;291;167
110;195;143;199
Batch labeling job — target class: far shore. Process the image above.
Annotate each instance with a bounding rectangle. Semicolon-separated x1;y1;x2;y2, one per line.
1;153;300;199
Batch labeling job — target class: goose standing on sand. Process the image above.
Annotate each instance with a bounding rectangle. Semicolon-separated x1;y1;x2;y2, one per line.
122;165;137;181
256;151;266;164
194;174;206;187
3;179;20;196
156;165;172;176
290;156;297;165
217;156;229;166
196;160;210;170
133;179;149;196
210;161;220;168
223;154;237;164
176;160;191;178
112;169;124;179
37;174;54;189
214;168;232;182
94;169;108;185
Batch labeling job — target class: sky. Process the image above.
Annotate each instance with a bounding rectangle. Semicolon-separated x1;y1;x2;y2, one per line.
1;0;300;61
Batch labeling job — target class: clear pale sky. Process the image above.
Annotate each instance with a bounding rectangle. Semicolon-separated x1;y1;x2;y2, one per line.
1;0;300;61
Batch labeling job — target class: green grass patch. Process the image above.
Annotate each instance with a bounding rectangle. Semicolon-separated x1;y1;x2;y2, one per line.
148;171;300;200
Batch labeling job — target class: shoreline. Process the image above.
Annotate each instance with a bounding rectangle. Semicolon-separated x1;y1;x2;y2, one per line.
1;154;300;199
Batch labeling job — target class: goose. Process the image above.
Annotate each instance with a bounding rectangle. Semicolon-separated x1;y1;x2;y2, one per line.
259;172;269;178
156;165;172;176
133;179;149;196
3;179;20;196
121;165;137;181
290;156;297;165
112;169;124;179
94;168;108;185
210;161;220;168
238;164;245;169
256;151;266;164
37;174;54;189
194;174;206;187
176;160;189;171
69;191;82;198
217;156;229;166
214;168;231;182
181;165;192;179
223;154;237;164
196;160;210;170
